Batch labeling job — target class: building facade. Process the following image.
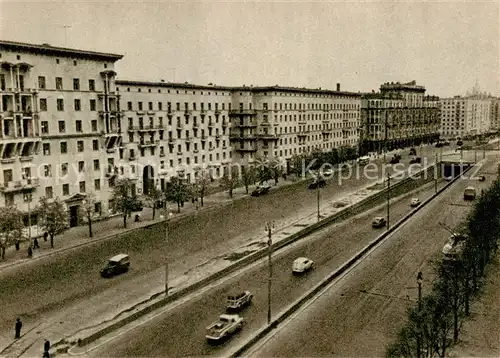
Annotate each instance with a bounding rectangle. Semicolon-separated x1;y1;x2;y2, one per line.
360;81;440;154
0;40;361;223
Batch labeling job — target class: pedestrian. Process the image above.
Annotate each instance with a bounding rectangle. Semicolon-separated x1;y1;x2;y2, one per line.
33;237;40;249
43;339;51;357
43;232;48;242
15;240;20;251
27;246;33;258
14;317;22;339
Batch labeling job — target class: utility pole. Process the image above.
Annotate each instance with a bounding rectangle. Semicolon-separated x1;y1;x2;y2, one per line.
435;153;438;193
23;192;32;250
265;221;275;325
474;148;477;163
386;173;390;230
417;271;423;358
317;171;321;222
161;207;173;295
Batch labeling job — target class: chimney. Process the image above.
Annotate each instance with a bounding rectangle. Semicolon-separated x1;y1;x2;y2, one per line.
336;83;340;91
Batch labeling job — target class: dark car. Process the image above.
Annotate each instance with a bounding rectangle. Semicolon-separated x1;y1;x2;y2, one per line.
435;142;443;148
251;184;271;196
389;155;400;164
478;175;486;182
456;140;463;146
443;141;450;146
372;216;387;228
308;178;326;189
409;156;422;164
100;254;130;278
409;148;417;156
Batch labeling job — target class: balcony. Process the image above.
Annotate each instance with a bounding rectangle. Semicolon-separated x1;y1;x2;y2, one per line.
177;151;183;156
139;140;157;148
129;156;136;161
229;133;257;141
167;110;175;117
262;108;269;113
147;111;155;115
201;135;207;142
200;109;206;116
229;109;257;116
222;121;228;127
233;122;258;128
260;121;271;127
193;121;199;128
19;155;34;162
214;109;221;115
215;134;221;140
136;111;146;116
257;133;278;140
235;146;258;152
106;167;118;178
168;137;175;144
159;152;166;157
176;122;183;129
184;110;192;117
298;120;307;125
1;178;40;193
208;121;215;128
185;136;192;142
1;157;16;164
297;132;308;137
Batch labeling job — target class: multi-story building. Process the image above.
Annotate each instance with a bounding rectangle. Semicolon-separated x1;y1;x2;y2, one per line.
490;97;500;132
0;40;122;225
360;81;440;154
0;39;362;224
439;95;492;139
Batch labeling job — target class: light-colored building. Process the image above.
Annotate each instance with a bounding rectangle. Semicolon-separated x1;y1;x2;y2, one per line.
0;40;122;226
439;96;492;139
490;97;500;132
360;81;440;154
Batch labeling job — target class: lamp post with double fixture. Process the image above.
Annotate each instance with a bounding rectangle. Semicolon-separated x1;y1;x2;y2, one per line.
265;221;275;325
23;192;33;250
160;207;174;295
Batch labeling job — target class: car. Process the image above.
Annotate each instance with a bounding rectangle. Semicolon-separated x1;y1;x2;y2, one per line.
478;175;486;182
435;142;443;148
357;156;370;165
292;257;314;274
226;291;253;312
409;156;422;164
409;148;417;156
442;234;468;261
463;186;476;200
251;183;271;196
308;178;326;189
443;141;450;146
410;198;420;207
372;216;387;228
389;155;400;164
205;314;244;342
456;140;463;146
100;254;130;278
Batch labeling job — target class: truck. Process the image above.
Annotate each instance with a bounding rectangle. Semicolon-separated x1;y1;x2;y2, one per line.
205;314;244;342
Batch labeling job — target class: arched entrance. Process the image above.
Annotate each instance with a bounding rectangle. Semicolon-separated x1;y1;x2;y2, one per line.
143;165;155;195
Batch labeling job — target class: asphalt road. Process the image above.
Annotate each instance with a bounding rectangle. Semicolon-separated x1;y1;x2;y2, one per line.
87;176;443;357
247;157;497;357
0;145;447;335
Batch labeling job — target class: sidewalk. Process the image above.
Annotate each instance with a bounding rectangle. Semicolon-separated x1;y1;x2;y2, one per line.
0;178;301;271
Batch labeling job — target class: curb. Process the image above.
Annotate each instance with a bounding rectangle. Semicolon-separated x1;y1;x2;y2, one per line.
228;163;475;357
69;163;446;350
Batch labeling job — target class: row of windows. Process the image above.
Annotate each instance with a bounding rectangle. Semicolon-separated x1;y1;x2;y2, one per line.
38;76;96;91
39;98;96;112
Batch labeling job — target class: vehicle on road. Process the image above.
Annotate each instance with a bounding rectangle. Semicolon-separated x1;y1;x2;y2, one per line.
456;140;463;146
372;216;387;228
292;257;314;274
478;175;486;182
100;254;130;278
410;198;420;207
389;155;401;164
357;156;370;165
442;234;468;261
226;291;253;312
435;142;443;148
308;178;326;189
443;141;450;146
409;148;417;156
409;156;422;164
251;183;271;196
463;186;476;200
205;314;244;342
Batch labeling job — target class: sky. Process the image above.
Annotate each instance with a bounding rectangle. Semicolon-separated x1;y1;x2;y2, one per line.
0;0;498;98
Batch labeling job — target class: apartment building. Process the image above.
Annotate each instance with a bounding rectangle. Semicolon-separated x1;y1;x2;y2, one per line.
360;81;440;154
229;84;361;166
0;40;122;225
439;95;492;138
490;97;500;132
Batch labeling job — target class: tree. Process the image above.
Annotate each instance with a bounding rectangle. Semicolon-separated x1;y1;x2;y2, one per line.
241;165;256;194
0;206;24;260
221;165;240;198
164;176;191;213
192;169;211;207
110;178;137;228
144;186;163;220
81;193;96;238
36;197;68;248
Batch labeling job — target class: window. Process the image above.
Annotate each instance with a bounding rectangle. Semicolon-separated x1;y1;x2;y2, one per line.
148;102;153;110
90;99;96;111
78;161;85;172
42;143;51;155
79;181;86;193
88;79;95;91
38;76;46;89
94;179;101;190
45;186;53;199
127;102;133;110
55;77;63;90
91;120;97;131
43;164;52;177
41;121;49;134
62;184;69;196
158;102;162;110
138;102;143;110
57;98;64;111
74;99;81;111
76;121;82;132
61;163;68;175
93;159;100;170
58;121;65;133
77;140;84;152
60;142;67;154
39;98;47;111
73;78;80;90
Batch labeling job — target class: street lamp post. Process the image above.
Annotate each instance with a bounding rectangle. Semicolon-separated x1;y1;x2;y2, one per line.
23;193;32;250
435;153;438;193
160;208;173;295
265;221;275;325
316;170;321;222
417;271;423;358
386;173;391;230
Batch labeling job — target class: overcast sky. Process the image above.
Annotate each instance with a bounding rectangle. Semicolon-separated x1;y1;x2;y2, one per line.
1;0;498;97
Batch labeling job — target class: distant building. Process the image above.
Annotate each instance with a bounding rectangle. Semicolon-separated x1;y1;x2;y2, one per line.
360;81;440;154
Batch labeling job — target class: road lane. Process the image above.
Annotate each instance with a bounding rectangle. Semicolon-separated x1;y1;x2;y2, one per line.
0;146;446;335
247;158;496;357
88;179;443;357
